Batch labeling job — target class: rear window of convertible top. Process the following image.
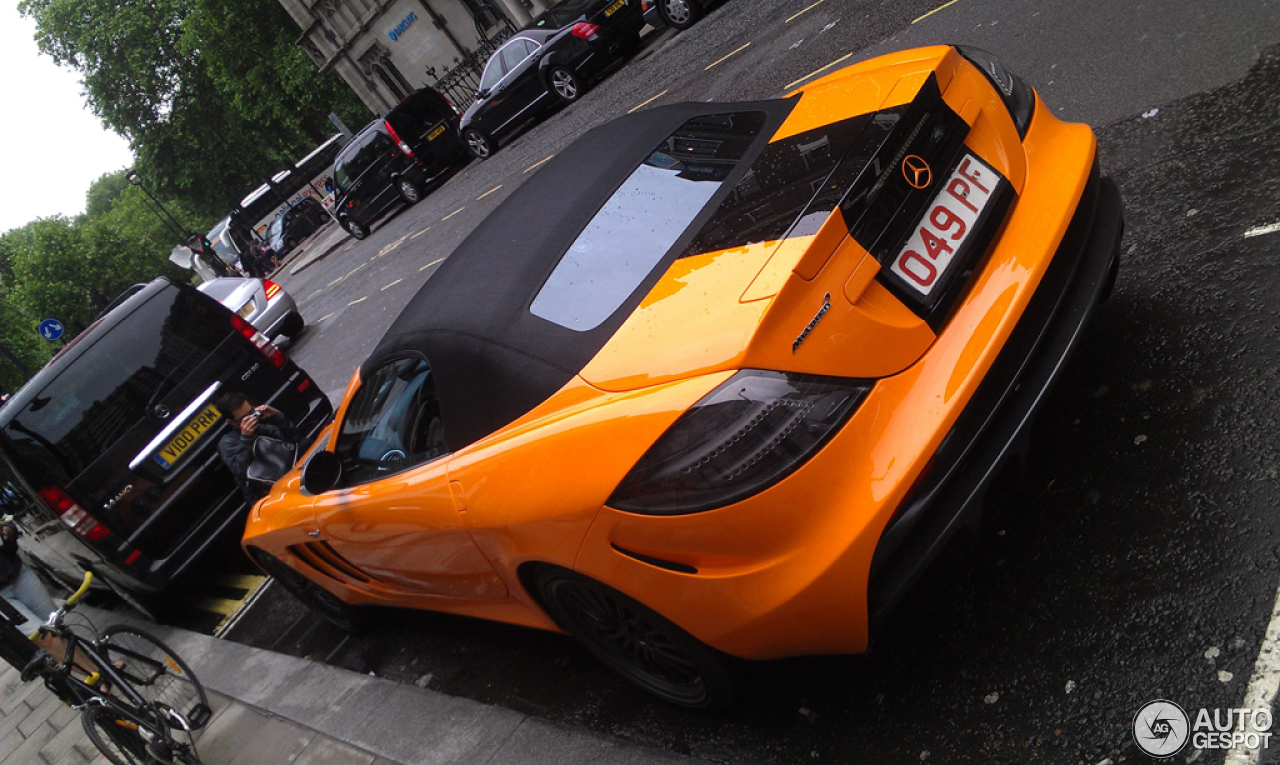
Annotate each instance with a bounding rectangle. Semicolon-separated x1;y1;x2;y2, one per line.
529;111;766;332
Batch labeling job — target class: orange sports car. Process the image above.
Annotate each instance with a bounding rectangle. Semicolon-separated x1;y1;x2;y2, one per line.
243;45;1124;709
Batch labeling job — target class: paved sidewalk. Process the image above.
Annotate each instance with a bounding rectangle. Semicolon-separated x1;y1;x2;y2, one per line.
0;609;706;765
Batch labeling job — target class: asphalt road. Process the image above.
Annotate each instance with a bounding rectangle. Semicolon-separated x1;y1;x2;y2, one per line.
217;1;1280;762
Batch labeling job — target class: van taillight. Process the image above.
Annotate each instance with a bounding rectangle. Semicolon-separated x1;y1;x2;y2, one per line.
571;22;600;39
263;280;282;300
38;487;111;543
231;314;285;368
384;121;415;157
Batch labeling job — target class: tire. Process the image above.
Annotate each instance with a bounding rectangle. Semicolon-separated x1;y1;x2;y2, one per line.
285;236;298;252
658;0;702;29
82;705;151;765
342;218;368;240
248;548;369;633
396;177;422;204
548;66;582;103
278;311;305;339
99;626;210;731
464;128;493;160
533;566;733;710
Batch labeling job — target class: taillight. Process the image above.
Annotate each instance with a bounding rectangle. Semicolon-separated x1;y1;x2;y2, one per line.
384;120;415;157
571;22;600;39
231;314;286;368
263;280;282;300
608;371;871;515
39;487;111;543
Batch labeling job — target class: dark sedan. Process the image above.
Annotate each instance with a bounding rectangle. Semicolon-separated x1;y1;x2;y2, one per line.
267;197;328;257
459;0;644;159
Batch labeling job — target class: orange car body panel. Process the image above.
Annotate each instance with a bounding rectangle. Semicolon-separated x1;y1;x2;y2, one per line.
244;45;1098;659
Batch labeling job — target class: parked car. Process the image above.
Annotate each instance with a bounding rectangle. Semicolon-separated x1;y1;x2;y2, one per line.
196;277;304;344
0;277;332;615
267;198;328;258
243;46;1123;709
334;88;468;240
459;0;644;160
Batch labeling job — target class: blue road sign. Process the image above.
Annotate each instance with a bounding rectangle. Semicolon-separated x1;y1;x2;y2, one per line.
38;319;64;342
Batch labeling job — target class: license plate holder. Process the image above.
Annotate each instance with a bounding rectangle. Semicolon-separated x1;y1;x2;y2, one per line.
888;152;1005;301
605;0;625;16
153;404;222;470
427;124;446;141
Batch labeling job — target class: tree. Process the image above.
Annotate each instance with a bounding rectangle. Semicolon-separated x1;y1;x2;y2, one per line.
84;171;132;220
18;0;370;218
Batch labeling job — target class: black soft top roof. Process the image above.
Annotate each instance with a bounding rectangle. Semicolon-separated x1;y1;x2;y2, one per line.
362;98;796;450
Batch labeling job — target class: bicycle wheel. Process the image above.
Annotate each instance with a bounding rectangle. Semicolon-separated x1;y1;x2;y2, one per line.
99;626;210;730
82;705;150;765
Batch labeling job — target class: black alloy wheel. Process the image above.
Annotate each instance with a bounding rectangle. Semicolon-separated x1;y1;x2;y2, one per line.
397;177;422;204
533;565;733;710
249;548;369;633
342;218;368;240
464;128;493;160
658;0;702;29
548;66;582;103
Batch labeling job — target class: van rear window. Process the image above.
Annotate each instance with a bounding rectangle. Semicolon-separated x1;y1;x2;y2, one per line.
2;287;234;481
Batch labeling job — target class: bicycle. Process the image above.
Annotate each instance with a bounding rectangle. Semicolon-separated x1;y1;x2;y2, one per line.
12;573;211;764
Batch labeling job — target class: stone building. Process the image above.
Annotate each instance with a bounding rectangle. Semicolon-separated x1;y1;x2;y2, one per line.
278;0;556;116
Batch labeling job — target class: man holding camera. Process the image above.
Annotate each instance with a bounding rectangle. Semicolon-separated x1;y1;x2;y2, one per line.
214;391;299;501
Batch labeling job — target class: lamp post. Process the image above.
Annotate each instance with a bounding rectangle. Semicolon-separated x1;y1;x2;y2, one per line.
126;169;232;277
125;169;191;243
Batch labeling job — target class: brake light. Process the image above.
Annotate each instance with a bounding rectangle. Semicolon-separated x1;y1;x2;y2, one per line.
384;120;415;157
231;314;286;368
263;280;282;300
571;22;600;39
39;487;111;543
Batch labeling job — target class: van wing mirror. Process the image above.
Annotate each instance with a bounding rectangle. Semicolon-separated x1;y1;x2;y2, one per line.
300;450;343;494
477;88;490;100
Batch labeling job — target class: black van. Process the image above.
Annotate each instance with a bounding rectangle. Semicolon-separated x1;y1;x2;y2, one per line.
0;278;332;614
334;88;469;240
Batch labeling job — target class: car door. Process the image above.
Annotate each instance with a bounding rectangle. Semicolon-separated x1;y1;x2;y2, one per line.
493;38;548;131
476;38;544;135
308;356;507;600
361;132;402;220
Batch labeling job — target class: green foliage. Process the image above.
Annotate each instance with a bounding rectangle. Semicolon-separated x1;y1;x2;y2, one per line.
18;0;371;218
84;171;132;220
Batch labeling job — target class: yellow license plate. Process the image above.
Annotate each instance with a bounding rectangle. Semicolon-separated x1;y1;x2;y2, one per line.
154;404;222;469
427;124;447;141
237;301;255;318
605;0;625;15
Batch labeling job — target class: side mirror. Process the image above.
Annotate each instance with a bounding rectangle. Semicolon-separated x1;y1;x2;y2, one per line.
300;450;343;494
476;88;490;100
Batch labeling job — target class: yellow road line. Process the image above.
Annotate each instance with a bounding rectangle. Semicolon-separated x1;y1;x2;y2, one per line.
346;263;366;278
477;185;503;200
784;52;852;91
420;257;445;272
524;155;555;173
307;289;323;300
216;575;265;589
705;43;751;71
348;296;367;306
913;0;962;24
382;278;403;291
628;89;669;114
442;207;465;221
327;277;344;287
316;312;333;323
410;226;432;239
376;233;409;258
785;0;828;23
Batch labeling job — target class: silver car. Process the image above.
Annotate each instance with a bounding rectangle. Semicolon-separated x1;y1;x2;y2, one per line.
196;277;304;342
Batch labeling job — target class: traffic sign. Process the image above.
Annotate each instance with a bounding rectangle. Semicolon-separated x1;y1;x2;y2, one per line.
38;318;64;342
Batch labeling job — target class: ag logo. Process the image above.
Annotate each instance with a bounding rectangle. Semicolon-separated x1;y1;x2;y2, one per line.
1133;700;1190;758
902;155;932;189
